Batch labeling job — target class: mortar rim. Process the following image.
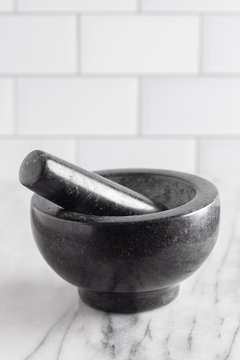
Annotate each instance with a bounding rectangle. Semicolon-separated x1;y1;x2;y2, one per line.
31;168;219;224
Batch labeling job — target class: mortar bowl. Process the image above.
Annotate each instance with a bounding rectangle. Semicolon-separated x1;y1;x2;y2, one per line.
31;169;220;313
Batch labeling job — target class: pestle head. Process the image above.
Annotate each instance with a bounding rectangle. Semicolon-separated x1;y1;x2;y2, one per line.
19;150;46;187
19;150;166;216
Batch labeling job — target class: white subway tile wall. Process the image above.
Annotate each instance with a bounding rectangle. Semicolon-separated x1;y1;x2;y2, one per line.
0;79;14;135
199;139;240;175
77;139;196;172
0;16;76;74
18;0;137;12
203;16;240;73
0;2;239;181
0;0;13;11
142;78;240;135
81;16;199;74
141;0;240;12
18;78;138;135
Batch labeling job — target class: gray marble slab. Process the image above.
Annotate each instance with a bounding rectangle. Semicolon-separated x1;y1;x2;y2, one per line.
0;176;239;360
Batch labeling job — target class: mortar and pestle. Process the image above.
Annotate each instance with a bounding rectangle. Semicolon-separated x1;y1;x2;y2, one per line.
19;150;220;313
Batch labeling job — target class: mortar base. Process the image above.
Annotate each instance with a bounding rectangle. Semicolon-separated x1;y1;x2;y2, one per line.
78;286;179;313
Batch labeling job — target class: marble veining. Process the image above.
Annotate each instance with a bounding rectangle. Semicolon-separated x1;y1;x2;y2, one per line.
0;177;239;359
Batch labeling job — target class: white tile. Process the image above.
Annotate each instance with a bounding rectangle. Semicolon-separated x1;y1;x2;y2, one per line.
203;16;240;73
18;78;137;135
0;139;75;182
0;79;14;135
141;0;240;12
199;139;240;175
0;0;13;11
81;15;199;74
0;16;76;74
77;138;196;172
18;0;137;12
142;78;240;135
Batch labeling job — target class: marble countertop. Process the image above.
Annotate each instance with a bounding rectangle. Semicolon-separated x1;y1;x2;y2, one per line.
0;177;239;360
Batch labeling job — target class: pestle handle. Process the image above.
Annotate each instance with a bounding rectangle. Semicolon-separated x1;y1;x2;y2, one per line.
19;150;163;216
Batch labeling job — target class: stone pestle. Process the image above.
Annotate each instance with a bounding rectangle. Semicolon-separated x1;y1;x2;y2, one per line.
19;150;165;216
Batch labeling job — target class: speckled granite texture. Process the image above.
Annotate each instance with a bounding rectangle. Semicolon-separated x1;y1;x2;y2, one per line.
31;169;220;312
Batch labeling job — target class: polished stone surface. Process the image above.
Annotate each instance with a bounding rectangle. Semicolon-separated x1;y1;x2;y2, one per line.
19;150;162;216
0;176;239;359
31;169;219;312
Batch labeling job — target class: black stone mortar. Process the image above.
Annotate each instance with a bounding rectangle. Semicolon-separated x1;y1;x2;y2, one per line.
31;169;220;313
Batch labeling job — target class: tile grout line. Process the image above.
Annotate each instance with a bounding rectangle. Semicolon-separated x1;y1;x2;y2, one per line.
13;78;19;137
195;138;201;174
2;73;240;78
137;0;141;12
137;77;142;136
1;134;240;140
74;137;80;164
76;14;81;74
198;14;204;75
13;0;18;12
2;11;240;16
